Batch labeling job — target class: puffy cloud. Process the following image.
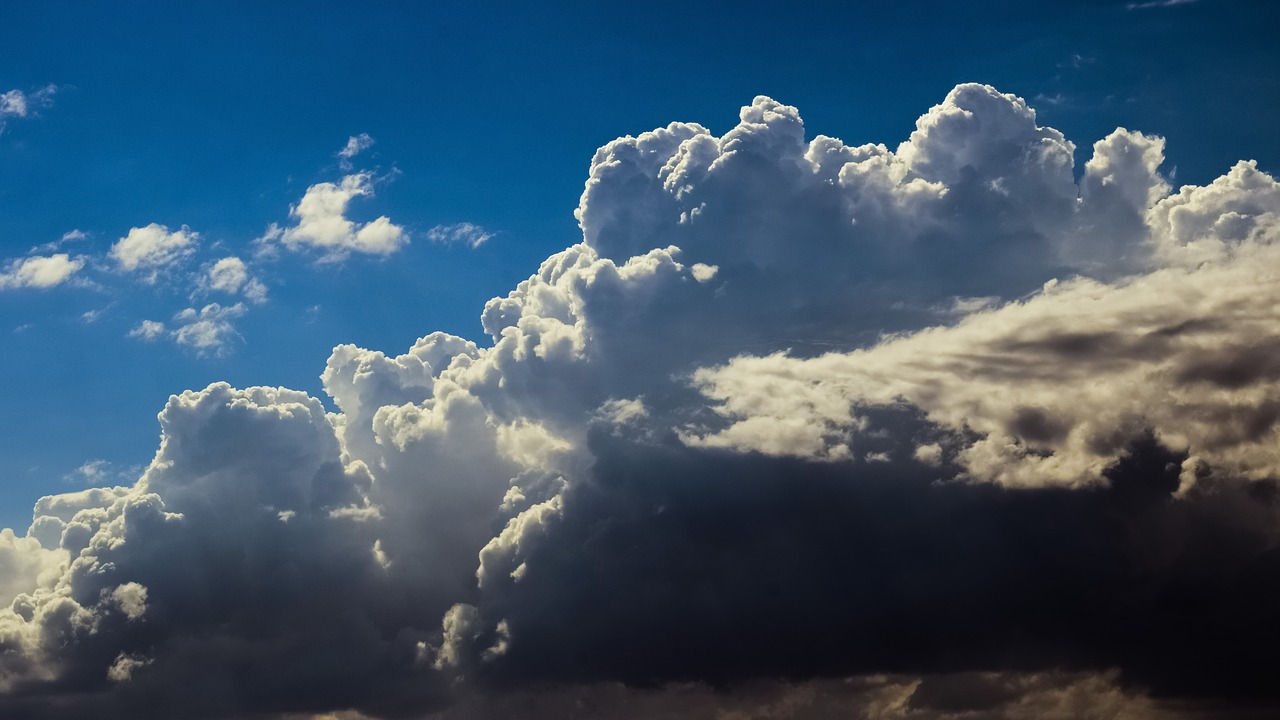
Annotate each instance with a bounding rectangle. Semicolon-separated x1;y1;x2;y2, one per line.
426;222;494;248
109;224;198;278
0;254;84;290
4;85;1280;719
266;173;407;260
205;256;267;303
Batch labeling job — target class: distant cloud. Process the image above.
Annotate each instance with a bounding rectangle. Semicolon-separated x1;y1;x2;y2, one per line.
1126;0;1196;9
127;319;166;341
30;229;89;254
0;83;57;133
261;173;407;261
171;303;246;354
129;303;246;355
66;460;111;484
205;256;267;303
0;253;85;290
427;222;494;248
110;223;198;279
338;133;374;169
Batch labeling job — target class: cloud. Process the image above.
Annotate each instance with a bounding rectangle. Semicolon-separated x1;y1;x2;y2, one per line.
4;85;1280;719
171;303;247;354
30;230;90;255
127;320;166;341
338;133;375;169
1126;0;1196;9
0;84;56;133
0;254;84;290
126;304;247;355
109;224;198;279
261;173;407;261
204;257;267;303
426;222;494;249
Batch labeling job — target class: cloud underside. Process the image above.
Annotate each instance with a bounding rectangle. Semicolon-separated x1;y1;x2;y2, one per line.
4;84;1280;719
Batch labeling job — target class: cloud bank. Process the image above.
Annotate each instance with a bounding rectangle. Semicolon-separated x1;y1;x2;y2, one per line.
3;84;1280;719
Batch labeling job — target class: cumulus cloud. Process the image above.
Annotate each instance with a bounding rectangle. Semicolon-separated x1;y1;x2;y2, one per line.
263;173;407;260
4;85;1280;719
0;254;84;290
204;256;267;303
109;224;198;279
427;223;494;249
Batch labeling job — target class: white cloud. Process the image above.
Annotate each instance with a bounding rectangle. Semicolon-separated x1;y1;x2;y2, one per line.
127;304;247;354
338;133;375;169
206;256;267;303
128;320;166;341
110;223;198;278
267;173;408;260
67;460;111;484
0;253;84;290
427;222;494;249
0;84;56;133
171;303;246;354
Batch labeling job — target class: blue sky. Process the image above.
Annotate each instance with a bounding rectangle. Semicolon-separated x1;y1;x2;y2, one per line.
3;1;1277;531
6;2;1280;717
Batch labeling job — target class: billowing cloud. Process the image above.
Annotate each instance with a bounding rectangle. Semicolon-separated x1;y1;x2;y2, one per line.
0;254;84;290
4;85;1280;719
109;224;199;279
263;173;407;260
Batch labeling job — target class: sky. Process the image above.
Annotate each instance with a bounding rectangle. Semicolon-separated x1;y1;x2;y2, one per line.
2;1;1280;718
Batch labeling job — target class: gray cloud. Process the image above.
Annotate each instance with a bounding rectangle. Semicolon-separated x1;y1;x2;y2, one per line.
3;85;1279;719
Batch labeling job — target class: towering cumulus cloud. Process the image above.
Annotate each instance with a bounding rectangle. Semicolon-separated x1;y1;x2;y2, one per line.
4;84;1279;719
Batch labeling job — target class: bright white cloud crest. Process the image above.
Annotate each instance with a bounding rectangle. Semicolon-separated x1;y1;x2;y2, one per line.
268;173;408;260
110;224;198;277
4;84;1280;718
0;254;84;290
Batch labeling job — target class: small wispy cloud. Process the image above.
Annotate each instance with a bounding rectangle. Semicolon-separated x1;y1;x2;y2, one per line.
0;84;57;133
127;303;248;356
1126;0;1196;10
338;133;375;169
426;222;494;249
128;319;167;341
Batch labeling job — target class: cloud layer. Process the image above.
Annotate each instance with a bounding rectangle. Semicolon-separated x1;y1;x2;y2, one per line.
3;84;1280;719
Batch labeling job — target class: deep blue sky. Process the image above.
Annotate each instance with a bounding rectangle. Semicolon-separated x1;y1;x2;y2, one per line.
1;0;1277;530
